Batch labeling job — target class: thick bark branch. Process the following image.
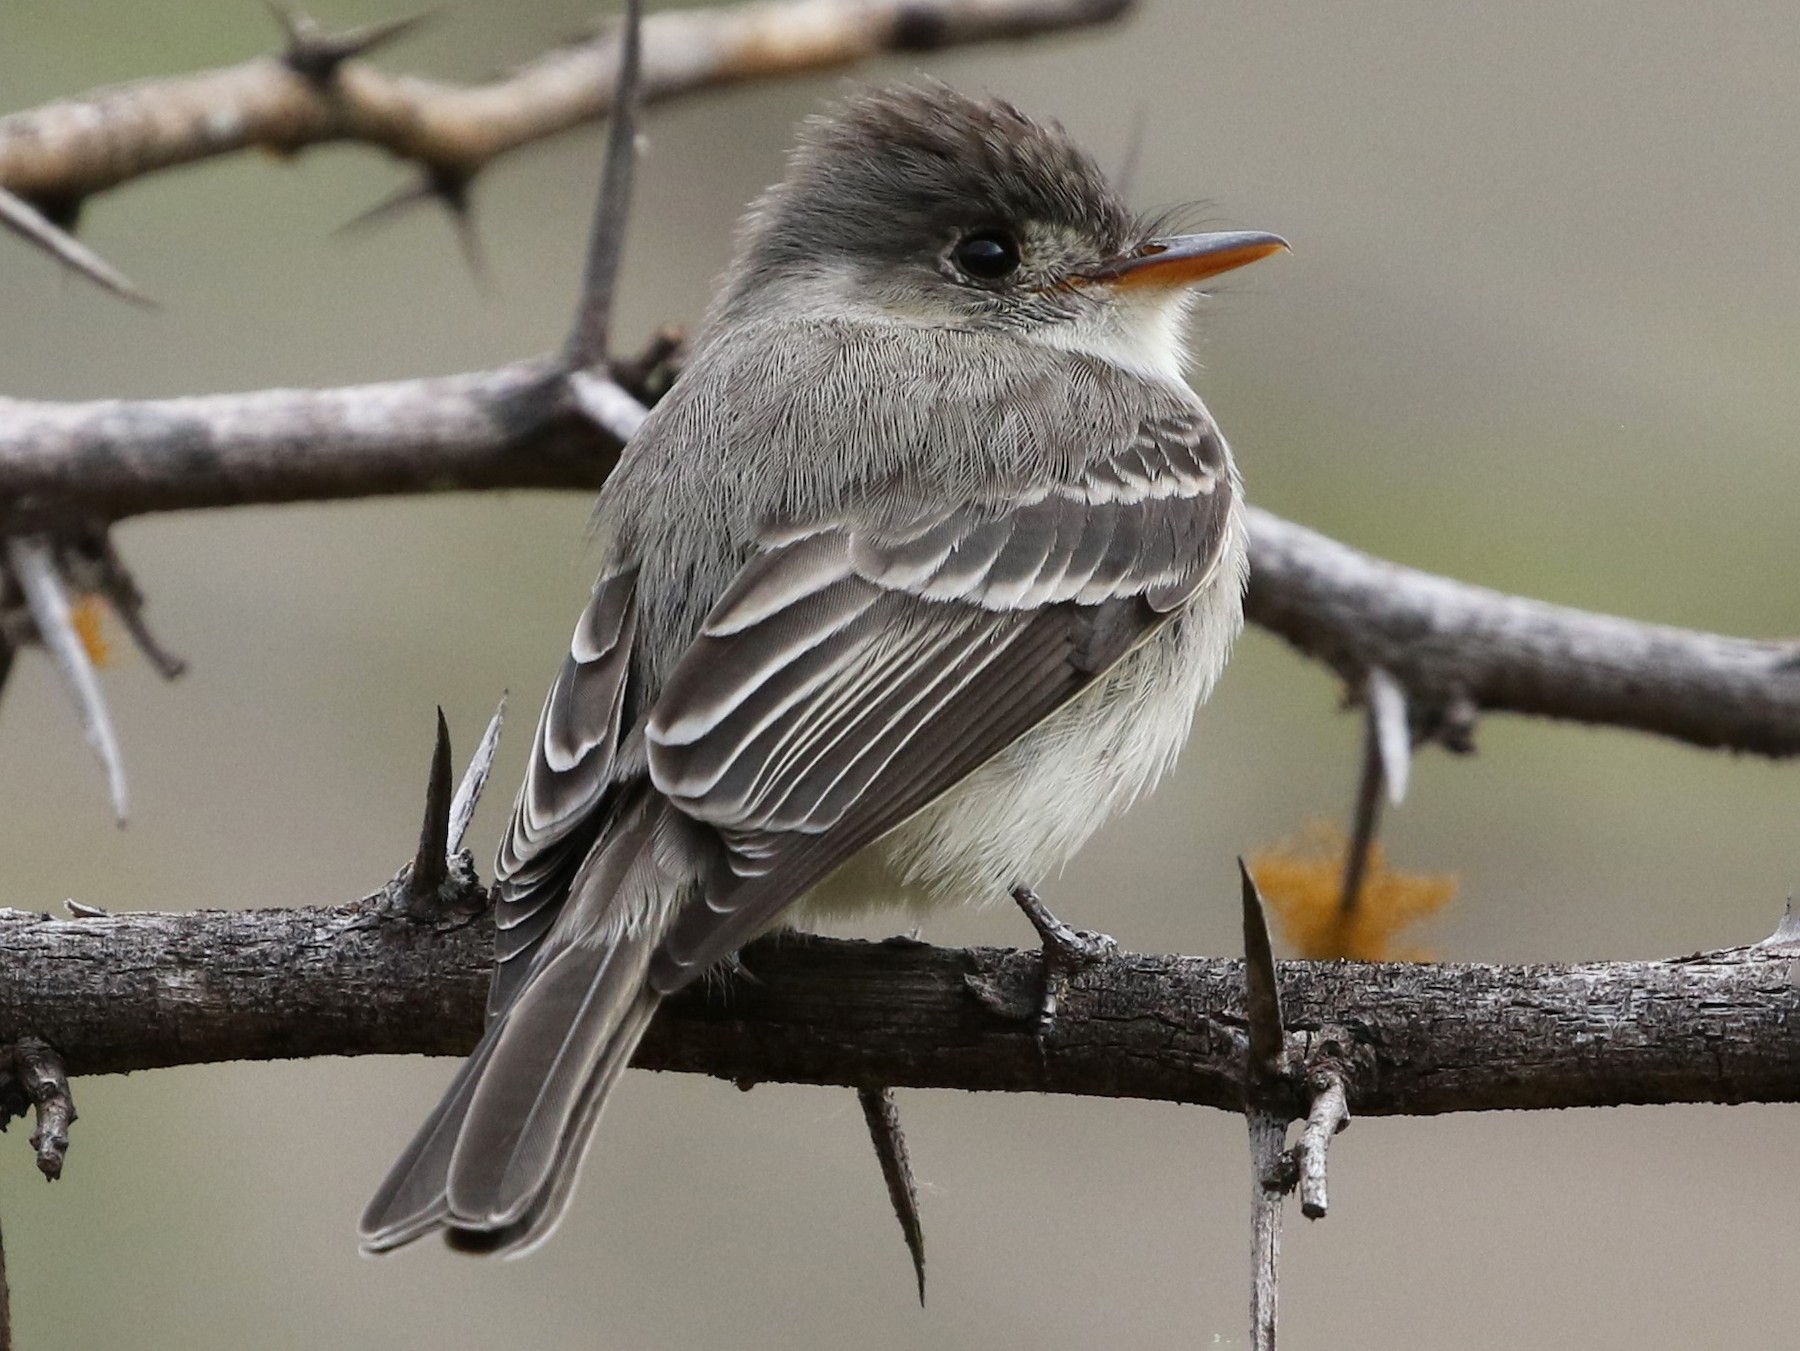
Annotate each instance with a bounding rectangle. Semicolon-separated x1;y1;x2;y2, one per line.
2;361;1793;756
2;900;1794;1115
0;0;1130;210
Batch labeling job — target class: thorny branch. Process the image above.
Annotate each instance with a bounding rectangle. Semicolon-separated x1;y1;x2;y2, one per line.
0;1038;77;1181
0;898;1793;1113
0;0;1132;215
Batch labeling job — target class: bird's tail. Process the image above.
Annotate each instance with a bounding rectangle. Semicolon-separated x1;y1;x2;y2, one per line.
359;800;681;1257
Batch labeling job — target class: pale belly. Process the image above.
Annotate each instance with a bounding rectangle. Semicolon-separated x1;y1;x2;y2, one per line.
789;525;1248;926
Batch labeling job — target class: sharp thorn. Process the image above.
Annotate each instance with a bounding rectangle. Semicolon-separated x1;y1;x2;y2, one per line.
275;5;434;80
1338;688;1387;918
447;692;507;854
441;182;494;294
86;531;186;679
407;707;453;911
0;187;153;307
857;1087;926;1305
335;177;441;236
1238;859;1284;1082
1759;896;1800;950
564;0;644;369
6;537;128;824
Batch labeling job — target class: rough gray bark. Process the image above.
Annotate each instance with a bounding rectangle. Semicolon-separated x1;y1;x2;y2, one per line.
2;894;1794;1115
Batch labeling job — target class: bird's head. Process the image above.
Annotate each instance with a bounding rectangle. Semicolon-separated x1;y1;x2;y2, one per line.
721;83;1286;377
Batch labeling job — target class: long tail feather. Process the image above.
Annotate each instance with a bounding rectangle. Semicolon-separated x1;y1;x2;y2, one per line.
361;796;684;1255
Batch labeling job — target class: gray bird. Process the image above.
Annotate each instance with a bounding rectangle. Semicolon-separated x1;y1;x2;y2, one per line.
361;82;1285;1256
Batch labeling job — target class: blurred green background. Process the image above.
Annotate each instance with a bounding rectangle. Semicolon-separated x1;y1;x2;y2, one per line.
1;1;1796;1346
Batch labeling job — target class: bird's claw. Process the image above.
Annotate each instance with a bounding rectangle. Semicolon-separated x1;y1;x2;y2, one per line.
1010;886;1117;1039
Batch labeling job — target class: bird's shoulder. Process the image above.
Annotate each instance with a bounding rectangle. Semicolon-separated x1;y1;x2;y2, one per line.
603;316;1219;534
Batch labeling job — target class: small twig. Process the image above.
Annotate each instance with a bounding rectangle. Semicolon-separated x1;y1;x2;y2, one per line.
1247;1110;1288;1351
5;536;128;823
1297;1073;1350;1220
9;1038;77;1181
1239;859;1285;1082
446;693;506;854
0;185;151;306
566;0;644;372
857;1086;926;1305
405;708;454;916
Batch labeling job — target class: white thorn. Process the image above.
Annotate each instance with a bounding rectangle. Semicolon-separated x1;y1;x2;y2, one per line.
567;370;648;442
447;691;507;854
7;536;129;823
1367;666;1411;807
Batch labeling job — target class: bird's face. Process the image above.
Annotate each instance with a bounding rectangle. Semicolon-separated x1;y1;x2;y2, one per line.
726;84;1284;379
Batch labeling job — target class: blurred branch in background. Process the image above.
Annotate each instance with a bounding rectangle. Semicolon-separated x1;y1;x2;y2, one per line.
0;0;1131;221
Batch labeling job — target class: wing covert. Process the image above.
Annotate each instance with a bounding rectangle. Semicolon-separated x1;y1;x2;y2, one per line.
642;402;1237;991
489;569;640;1017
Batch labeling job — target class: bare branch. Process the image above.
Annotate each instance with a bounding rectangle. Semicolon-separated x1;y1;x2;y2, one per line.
0;0;1132;209
1297;1072;1349;1220
0;904;1793;1114
566;0;644;372
0;358;603;522
1244;510;1800;757
3;1038;77;1181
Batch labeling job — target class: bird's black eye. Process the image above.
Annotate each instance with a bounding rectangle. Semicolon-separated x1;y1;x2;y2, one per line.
950;230;1021;282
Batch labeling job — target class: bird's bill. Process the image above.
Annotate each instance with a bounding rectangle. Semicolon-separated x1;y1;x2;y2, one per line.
1089;231;1289;290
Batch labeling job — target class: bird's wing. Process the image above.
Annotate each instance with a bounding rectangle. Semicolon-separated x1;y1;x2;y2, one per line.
644;399;1238;993
487;567;640;1017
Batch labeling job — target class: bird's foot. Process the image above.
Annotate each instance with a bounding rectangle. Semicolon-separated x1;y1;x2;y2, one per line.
1009;886;1117;1038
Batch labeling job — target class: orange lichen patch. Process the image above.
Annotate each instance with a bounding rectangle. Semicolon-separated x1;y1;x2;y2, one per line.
69;594;112;667
1250;823;1458;961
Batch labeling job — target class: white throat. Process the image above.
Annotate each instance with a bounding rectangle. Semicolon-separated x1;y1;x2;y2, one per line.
1030;288;1196;387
